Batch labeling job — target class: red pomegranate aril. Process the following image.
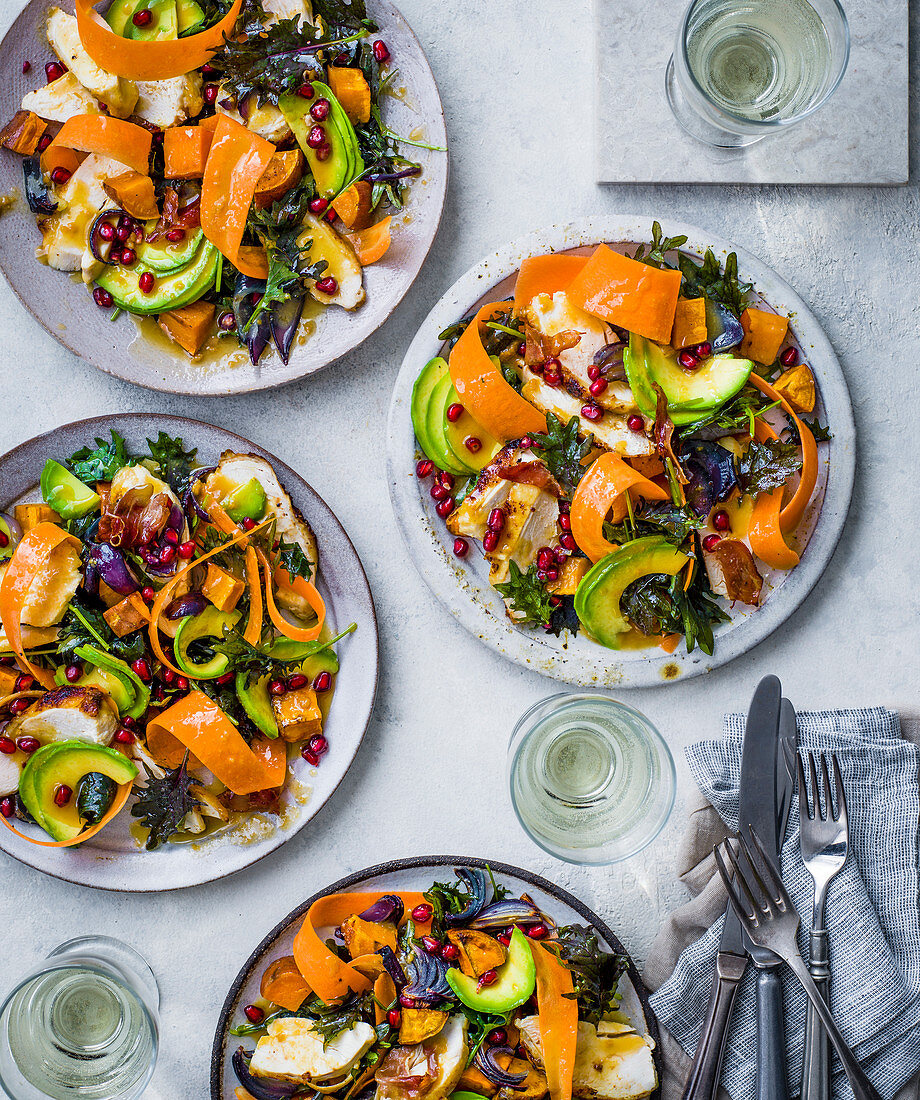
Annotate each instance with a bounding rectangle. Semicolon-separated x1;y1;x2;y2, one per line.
120;248;137;267
17;737;39;756
115;222;132;243
287;673;308;691
216;673;234;686
131;659;150;682
549;595;561;607
440;942;460;961
298;82;315;99
15;674;33;693
554;548;569;565
22;60;31;74
696;341;712;358
558;513;571;531
201;62;216;75
164;527;179;545
53;784;72;807
479;969;498;988
678;349;699;370
589;377;608;397
416;459;434;478
520;436;533;450
435;497;454;518
178;540;195;559
537;547;554;569
313;671;332;693
204;83;218;105
488;1028;508;1045
411;904;433;922
243;1005;264;1025
166;227;186;243
141;586;155;602
627;414;645;432
453;537;469;558
780;346;798;367
93;287;113;309
464;436;482;453
302;748;320;766
487;508;504;532
175;676;189;691
306;124;325;149
438;472;454;489
558;499;570;514
315;276;338;295
98;222;115;241
159;543;176;564
421;935;441;954
310;98;331;121
399;993;417;1009
446;403;464;422
587;365;600;381
308;197;328;214
543;368;561;387
38;133;52;152
64;664;82;683
0;798;13;819
0;738;15;755
387;1009;401;1028
0;533;7;550
483;530;499;552
545;568;559;581
242;517;257;531
372;39;391;62
131;7;153;26
45;61;66;82
114;727;135;745
581;403;603;422
139;272;155;294
560;532;576;551
712;509;731;532
525;923;548;939
163;667;176;685
308;735;328;756
8;700;28;716
218;310;236;331
269;679;286;696
122;716;136;728
536;569;549;582
431;482;448;501
50;167;71;185
496;928;512;946
702;533;721;552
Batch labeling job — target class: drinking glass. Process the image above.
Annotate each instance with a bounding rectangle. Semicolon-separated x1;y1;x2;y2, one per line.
507;693;675;865
665;0;849;148
0;937;159;1100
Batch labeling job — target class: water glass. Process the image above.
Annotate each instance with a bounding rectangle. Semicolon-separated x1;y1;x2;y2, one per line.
665;0;849;148
507;693;675;865
0;937;159;1100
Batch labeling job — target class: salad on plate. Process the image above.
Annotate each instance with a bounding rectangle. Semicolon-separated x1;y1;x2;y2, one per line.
0;429;353;851
0;0;434;363
409;223;829;658
227;866;658;1100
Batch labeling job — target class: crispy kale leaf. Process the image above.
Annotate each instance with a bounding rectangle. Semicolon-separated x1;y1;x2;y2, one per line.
56;596;146;663
631;220;688;269
494;561;555;628
214;624;355;684
552;925;629;1026
619;565;729;656
214;16;331;106
604;502;703;547
530;413;593;493
277;538;313;582
678;248;752;318
146;432;197;495
737;439;803;496
679;383;775;438
798;416;832;443
130;756;201;851
293;993;372;1046
67;430;129;483
313;0;369;32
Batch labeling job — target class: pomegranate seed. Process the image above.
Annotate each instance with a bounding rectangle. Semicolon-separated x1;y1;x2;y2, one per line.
780;346;798;367
0;738;15;755
479;969;498;987
287;673;308;691
163;667;176;685
115;222;132;243
53;784;72;807
543;367;561;387
153;684;165;702
131;7;152;26
243;1004;264;1025
159;543;176;564
453;537;469;558
435;497;454;518
438;472;454;489
98;222;115;241
558;513;571;530
483;530;499;553
310;98;331;121
0;798;13;819
204;83;219;105
560;532;576;551
430;483;448;501
139;272;155;294
122;716;136;728
537;547;554;569
702;533;721;552
22;60;31;74
163;528;179;546
201;63;216;75
141;586;155;602
166;228;186;243
313;671;332;693
64;664;82;683
525;923;548;939
38;134;52;152
372;40;391;62
216;673;234;685
536;569;548;582
520;436;533;450
45;61;66;82
315;276;338;295
587;365;600;381
487;508;505;532
554;547;569;564
92;287;113;309
306;124;325;149
581;403;603;422
589;377;608;397
240;516;257;532
399;993;416;1008
696;341;712;358
120;248;137;267
308;735;328;756
545;568;558;581
302;749;320;766
488;1028;508;1045
464;436;482;453
627;414;645;432
176;675;189;691
446;403;464;422
113;728;134;745
219;311;236;331
549;595;561;607
131;659;150;681
14;674;33;693
178;541;195;559
712;510;731;532
416;459;434;478
678;349;699;370
496;929;512;946
298;82;315;99
7;700;26;716
411;904;433;922
269;679;286;696
387;1009;401;1028
50;167;71;185
421;935;441;954
308;197;328;214
0;533;7;549
441;942;460;961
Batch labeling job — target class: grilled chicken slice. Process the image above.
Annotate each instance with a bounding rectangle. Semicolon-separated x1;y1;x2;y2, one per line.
376;1014;468;1100
46;9;138;118
521;374;653;457
0;540;81;628
250;1018;376;1084
6;687;118;747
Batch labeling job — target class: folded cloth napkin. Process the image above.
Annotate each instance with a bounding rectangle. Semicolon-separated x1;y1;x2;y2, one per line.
645;708;920;1100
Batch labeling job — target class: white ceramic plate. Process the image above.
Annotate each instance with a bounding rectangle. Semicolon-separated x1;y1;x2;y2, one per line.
387;216;855;689
209;856;664;1099
0;0;448;395
0;414;378;890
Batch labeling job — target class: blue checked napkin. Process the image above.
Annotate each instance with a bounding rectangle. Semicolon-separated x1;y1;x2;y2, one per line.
648;708;920;1100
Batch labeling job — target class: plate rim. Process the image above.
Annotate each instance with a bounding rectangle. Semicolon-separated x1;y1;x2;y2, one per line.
209;853;664;1100
0;0;449;396
386;214;856;689
0;412;379;891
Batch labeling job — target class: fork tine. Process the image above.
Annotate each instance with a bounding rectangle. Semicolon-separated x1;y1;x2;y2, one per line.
738;829;776;913
714;841;756;922
808;750;823;820
797;750;812;819
747;824;796;911
819;752;834;819
832;753;848;826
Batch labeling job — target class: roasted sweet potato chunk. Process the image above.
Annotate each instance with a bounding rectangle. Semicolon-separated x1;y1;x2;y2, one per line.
255;149;305;209
446;929;507;979
260;955;311;1011
327;66;371;123
103;593;150;637
340;914;398;958
103;171;159;220
158;301;216;357
773;363;816;414
0;110;49;156
399;1008;447;1045
332;180;374;230
495;1055;548;1100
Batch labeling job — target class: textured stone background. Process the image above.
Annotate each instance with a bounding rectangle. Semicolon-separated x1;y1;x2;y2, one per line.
0;0;917;1095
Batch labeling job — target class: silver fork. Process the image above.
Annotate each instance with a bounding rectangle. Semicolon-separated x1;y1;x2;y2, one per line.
714;826;881;1100
798;752;849;1100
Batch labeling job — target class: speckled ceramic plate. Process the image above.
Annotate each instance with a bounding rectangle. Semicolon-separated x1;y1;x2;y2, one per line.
387;216;855;688
0;414;378;890
0;0;448;395
210;855;664;1100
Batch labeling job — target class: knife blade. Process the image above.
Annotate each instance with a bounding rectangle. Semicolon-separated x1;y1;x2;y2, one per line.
679;675;782;1100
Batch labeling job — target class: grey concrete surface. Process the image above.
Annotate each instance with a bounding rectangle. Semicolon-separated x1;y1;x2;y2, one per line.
0;0;917;1095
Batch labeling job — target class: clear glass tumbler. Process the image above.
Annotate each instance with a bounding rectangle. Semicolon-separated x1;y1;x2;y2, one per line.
0;936;159;1100
508;693;675;865
665;0;849;148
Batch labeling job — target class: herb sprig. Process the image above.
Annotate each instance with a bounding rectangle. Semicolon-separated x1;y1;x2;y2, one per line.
530;413;593;493
494;561;555;627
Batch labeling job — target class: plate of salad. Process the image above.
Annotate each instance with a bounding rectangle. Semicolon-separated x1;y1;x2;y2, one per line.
387;217;855;688
0;0;447;394
0;413;377;890
211;858;662;1100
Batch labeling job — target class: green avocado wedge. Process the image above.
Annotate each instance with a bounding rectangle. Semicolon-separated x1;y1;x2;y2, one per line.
574;537;690;649
427;373;475;476
176;0;205;34
138;227;204;275
173;607;240;679
96;240;219;316
72;645;150;720
105;0;140;33
236;674;279;739
40;460;100;519
446;927;536;1014
128;0;178;40
411;357;448;466
54;663;134;714
279;85;363;198
223;478;267;523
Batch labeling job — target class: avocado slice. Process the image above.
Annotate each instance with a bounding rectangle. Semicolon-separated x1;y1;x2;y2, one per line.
40;459;101;520
176;0;205;34
426;373;476;477
451;1094;491;1100
574;536;690;649
128;0;178;40
105;0;140;34
67;645;151;720
443;380;501;474
96;240;219;316
268;637;338;677
54;663;135;714
223;477;267;524
235;673;278;738
446;928;536;1014
279;85;364;198
412;357;449;466
138;227;204;275
624;334;754;427
20;740;137;843
173;607;240;679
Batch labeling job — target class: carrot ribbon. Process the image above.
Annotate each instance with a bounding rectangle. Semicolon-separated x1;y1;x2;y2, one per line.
748;420;800;570
513;253;588;311
258;550;325;643
42;115;152;178
0;781;133;848
570;452;669;563
533;942;579;1100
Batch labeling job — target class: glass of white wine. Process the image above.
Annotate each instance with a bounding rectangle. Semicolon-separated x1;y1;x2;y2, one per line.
665;0;849;148
508;693;675;865
0;937;159;1100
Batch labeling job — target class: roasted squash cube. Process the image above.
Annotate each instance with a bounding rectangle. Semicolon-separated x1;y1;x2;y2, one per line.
457;1066;498;1097
0;666;20;697
202;563;245;612
739;307;789;365
671;297;707;349
103;593;150;637
773;363;816;414
0;110;49;156
102;171;159;220
399;1008;448;1045
341;914;398;958
14;504;58;532
255;149;305;209
158;301;216;357
270;685;323;742
446;929;507;979
546;556;590;597
327;67;371;124
163;124;213;179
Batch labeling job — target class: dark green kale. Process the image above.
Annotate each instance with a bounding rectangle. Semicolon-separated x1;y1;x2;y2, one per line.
679;384;774;438
494;562;555;628
530;414;593;493
292;993;373;1046
66;430;130;483
130;755;201;851
619;563;729;656
798;416;832;443
737;439;803;496
214;624;355;684
552;925;629;1026
604;502;703;547
438;315;473;348
146;432;197;495
547;594;581;639
56;596;146;663
677;249;752;318
277;537;313;582
631;220;688;269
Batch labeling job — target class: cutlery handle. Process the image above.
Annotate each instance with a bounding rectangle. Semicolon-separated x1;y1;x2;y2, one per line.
679;956;746;1100
788;954;881;1100
801;931;830;1100
755;966;789;1100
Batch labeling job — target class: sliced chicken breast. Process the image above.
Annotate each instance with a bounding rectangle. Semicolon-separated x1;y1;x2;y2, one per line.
7;687;118;747
250;1018;376;1084
522;374;654;457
